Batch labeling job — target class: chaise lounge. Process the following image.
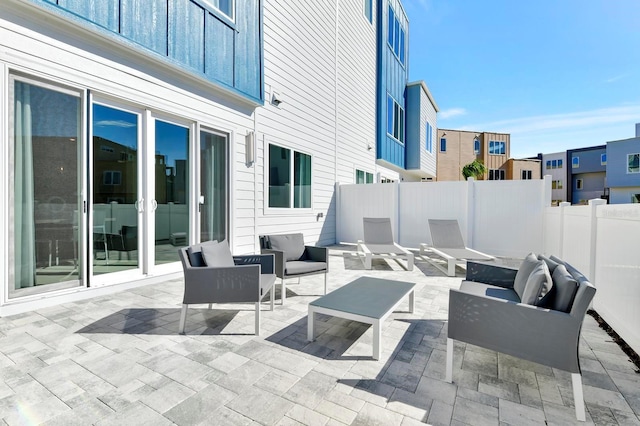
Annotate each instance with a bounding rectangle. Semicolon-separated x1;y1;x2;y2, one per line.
357;217;414;271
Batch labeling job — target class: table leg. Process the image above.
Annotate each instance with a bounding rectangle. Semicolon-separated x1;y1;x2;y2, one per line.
409;290;415;313
373;319;381;360
307;308;315;341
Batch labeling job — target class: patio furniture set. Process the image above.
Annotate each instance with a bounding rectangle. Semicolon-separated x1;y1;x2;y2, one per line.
178;218;595;421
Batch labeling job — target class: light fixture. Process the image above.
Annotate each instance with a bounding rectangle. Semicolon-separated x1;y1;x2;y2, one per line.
271;91;283;107
441;132;446;137
245;131;255;166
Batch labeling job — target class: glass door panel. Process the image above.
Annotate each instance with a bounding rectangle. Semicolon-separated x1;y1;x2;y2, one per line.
10;78;83;298
199;130;227;242
92;104;140;276
154;120;190;264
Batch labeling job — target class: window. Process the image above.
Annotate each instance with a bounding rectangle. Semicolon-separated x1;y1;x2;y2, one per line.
489;169;505;180
440;138;447;152
572;156;579;168
201;0;234;21
632;194;640;203
474;139;480;154
488;141;505;155
387;5;406;65
546;160;551;170
551;160;557;169
268;144;311;208
364;0;373;23
557;180;563;189
103;171;122;185
552;180;557;189
386;94;404;143
521;170;532;180
601;153;607;165
425;122;433;152
356;169;374;184
576;179;583;190
558;159;563;168
628;153;640;173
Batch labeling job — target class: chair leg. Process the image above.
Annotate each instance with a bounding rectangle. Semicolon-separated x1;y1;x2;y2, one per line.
255;302;261;335
446;338;453;383
270;284;275;311
447;259;456;276
208;303;213;309
281;277;286;305
572;373;586;421
365;253;372;270
324;272;327;294
407;253;414;271
179;304;188;334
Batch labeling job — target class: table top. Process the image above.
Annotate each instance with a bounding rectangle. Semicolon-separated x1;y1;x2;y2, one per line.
309;276;415;319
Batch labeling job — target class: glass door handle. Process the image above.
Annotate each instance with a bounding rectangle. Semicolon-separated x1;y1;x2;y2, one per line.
135;198;144;213
151;200;158;211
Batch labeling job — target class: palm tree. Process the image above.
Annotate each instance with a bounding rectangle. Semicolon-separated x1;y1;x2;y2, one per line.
462;159;487;180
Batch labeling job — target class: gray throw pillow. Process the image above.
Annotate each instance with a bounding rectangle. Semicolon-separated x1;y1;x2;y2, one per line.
537;254;559;296
268;234;305;261
513;253;539;301
201;240;235;268
187;240;218;267
545;264;579;312
520;260;550;305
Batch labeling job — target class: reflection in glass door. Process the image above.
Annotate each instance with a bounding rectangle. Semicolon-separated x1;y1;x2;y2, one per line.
154;120;190;265
9;77;83;298
200;130;227;242
92;104;140;276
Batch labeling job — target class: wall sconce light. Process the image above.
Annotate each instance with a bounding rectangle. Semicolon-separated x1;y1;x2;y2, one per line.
245;131;255;166
271;91;283;107
367;143;373;151
441;132;446;137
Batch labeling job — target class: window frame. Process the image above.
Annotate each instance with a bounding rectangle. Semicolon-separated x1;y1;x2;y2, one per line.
488;140;505;155
425;122;433;153
440;137;447;152
601;153;607;165
267;143;313;210
199;0;235;23
386;94;405;143
572;156;579;168
627;153;639;174
521;170;532;180
363;0;373;23
473;139;480;154
489;169;505;180
546;160;551;170
387;5;406;66
558;159;563;169
576;179;583;190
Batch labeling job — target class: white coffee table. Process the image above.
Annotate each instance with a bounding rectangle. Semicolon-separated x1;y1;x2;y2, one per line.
307;276;415;360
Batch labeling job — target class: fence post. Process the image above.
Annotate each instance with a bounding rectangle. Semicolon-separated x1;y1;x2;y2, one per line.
588;198;606;283
558;201;571;258
393;181;400;245
335;182;341;244
466;177;475;248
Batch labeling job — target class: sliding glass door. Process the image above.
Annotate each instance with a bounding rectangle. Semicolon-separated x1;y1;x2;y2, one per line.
9;76;84;298
199;129;227;243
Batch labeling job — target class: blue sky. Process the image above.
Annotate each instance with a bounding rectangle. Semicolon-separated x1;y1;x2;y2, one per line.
404;0;640;158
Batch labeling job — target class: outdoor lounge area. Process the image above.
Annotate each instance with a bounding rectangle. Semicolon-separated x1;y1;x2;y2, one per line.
1;246;638;425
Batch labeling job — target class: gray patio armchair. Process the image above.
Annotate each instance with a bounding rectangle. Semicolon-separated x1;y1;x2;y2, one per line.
446;255;596;421
259;233;328;304
178;240;276;335
420;219;494;276
356;217;414;271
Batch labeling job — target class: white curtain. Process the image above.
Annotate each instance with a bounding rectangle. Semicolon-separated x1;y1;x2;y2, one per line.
14;82;36;288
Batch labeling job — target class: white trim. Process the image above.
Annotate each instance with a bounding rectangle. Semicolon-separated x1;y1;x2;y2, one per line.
0;63;7;306
263;141;314;214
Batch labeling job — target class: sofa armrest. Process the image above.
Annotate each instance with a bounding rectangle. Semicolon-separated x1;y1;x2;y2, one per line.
448;288;583;373
260;248;285;278
183;264;261;304
465;261;517;288
304;245;328;264
234;254;275;275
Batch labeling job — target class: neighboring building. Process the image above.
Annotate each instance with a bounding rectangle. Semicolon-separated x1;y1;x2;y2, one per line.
0;0;435;313
436;129;510;181
541;152;568;204
606;125;640;204
505;159;542;181
567;145;607;204
404;81;439;181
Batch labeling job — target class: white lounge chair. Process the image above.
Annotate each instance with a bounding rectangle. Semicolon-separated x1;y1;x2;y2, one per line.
357;217;414;271
420;219;494;276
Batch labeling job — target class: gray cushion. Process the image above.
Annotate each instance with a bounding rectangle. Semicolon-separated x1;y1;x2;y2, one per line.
513;253;539;301
187;240;219;267
537;254;559;296
201;240;235;267
285;260;327;275
539;264;579;312
521;260;551;305
268;234;305;261
459;280;520;303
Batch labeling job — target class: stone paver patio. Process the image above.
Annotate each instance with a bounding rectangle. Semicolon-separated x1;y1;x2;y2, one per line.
1;246;639;425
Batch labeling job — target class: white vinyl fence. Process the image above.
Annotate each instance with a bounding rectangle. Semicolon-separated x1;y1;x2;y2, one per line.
337;176;552;258
543;200;640;355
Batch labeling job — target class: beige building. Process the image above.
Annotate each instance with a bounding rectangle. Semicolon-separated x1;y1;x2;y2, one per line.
506;159;542;180
436;129;510;181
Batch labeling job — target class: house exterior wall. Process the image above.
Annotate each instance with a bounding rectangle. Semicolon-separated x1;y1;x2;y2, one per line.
404;81;437;180
567;145;606;204
506;159;541;180
541;152;567;203
606;137;640;188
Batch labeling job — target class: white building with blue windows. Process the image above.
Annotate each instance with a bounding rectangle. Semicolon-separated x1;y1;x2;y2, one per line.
0;0;437;313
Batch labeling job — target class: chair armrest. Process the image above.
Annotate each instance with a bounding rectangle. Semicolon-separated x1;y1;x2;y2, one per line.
465;261;517;288
304;245;328;263
234;254;275;275
183;264;261;304
448;288;583;373
260;248;285;278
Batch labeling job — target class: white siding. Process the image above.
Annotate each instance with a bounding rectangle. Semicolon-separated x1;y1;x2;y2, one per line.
419;87;437;178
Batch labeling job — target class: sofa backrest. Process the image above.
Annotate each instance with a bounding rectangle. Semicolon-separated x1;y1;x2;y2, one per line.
550;255;596;318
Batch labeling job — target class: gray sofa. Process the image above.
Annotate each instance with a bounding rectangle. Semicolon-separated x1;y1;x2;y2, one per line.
446;254;596;421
